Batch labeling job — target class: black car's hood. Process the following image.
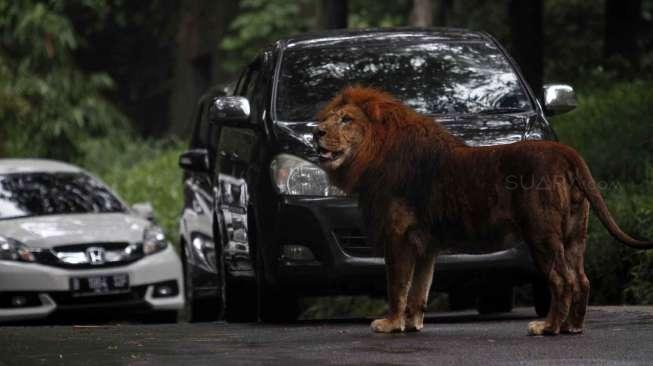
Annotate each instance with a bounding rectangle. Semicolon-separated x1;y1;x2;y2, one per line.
273;112;550;161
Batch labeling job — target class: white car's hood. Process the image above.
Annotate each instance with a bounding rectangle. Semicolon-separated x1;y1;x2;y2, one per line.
0;213;150;249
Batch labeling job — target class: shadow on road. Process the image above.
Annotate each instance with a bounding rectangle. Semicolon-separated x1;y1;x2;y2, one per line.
293;308;539;326
3;308;540;327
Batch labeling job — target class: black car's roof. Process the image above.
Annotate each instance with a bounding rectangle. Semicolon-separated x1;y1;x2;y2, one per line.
276;27;489;50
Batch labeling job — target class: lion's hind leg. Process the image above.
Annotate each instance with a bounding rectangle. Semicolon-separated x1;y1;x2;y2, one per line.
559;243;589;335
561;200;590;335
528;238;576;336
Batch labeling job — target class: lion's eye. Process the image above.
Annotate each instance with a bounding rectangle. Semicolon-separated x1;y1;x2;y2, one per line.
341;115;353;124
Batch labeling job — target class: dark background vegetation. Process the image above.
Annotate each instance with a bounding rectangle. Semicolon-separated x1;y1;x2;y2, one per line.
1;0;652;308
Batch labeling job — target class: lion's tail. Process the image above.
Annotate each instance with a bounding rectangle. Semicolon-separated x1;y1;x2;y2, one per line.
570;151;653;249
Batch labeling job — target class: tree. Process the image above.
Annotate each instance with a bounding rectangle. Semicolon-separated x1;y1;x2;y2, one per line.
64;0;180;138
508;0;543;100
410;0;433;27
605;0;642;72
220;0;314;73
0;1;126;160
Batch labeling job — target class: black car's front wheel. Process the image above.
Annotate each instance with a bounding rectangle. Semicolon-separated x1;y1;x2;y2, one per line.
144;310;179;324
257;281;301;323
224;276;257;322
251;226;301;322
182;241;222;322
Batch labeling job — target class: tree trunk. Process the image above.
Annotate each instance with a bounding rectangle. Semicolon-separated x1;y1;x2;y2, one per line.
410;0;433;27
321;0;348;29
436;0;453;27
508;0;543;101
168;0;239;137
605;0;642;71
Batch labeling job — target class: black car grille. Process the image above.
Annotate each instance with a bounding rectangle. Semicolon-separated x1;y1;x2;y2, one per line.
333;228;374;257
33;242;144;269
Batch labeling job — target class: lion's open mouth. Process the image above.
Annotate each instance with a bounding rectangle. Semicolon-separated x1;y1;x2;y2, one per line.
318;146;343;162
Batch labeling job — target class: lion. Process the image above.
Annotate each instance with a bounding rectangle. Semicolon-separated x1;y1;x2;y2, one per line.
313;86;653;335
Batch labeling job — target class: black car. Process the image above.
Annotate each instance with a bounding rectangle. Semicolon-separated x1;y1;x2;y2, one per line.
178;28;577;322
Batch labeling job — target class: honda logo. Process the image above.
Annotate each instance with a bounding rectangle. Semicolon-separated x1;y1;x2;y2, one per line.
86;247;106;265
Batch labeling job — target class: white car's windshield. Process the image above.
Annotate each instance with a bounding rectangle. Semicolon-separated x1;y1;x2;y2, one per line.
0;172;127;220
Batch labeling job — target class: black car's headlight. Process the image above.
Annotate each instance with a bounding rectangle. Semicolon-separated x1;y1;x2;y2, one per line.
143;227;168;255
0;236;35;262
270;154;345;196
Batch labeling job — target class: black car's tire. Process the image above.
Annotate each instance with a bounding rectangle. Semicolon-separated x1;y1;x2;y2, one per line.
144;310;178;324
477;286;515;314
247;209;301;323
257;283;301;323
186;296;221;322
224;276;257;322
448;289;477;311
182;241;222;322
533;280;551;318
253;247;300;322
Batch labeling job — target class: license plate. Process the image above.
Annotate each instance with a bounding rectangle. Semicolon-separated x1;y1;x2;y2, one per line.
70;273;130;296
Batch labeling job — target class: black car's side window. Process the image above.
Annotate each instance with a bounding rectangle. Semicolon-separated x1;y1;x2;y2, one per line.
234;58;262;123
190;101;210;149
244;67;260;101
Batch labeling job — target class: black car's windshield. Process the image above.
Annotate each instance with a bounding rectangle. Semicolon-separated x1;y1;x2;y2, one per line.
276;41;532;121
0;172;127;220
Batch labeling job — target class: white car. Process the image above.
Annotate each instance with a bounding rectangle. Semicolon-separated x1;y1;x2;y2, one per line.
0;159;184;322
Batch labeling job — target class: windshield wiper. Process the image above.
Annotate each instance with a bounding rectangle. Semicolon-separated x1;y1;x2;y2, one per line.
476;107;530;115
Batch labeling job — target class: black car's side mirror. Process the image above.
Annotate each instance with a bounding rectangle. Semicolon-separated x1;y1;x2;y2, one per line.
179;149;210;173
209;96;251;125
543;84;577;116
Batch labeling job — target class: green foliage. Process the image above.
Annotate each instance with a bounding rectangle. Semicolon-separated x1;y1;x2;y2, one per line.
221;0;314;72
0;0;126;161
552;81;653;304
543;0;606;81
348;0;411;28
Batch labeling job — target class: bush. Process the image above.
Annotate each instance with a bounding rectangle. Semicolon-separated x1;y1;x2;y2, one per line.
553;80;653;183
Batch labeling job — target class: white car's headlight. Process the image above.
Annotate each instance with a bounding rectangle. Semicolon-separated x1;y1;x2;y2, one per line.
270;154;345;196
143;227;168;255
0;236;35;262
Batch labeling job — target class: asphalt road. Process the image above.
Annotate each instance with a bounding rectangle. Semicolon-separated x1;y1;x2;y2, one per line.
1;307;653;366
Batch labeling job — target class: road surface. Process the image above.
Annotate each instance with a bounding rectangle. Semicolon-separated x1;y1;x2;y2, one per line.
1;307;652;365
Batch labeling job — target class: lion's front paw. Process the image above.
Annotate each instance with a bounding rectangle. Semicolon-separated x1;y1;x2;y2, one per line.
560;323;584;335
527;320;559;336
371;317;405;333
405;313;424;332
